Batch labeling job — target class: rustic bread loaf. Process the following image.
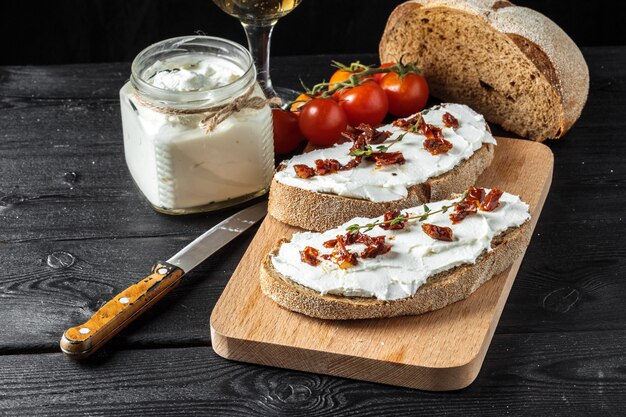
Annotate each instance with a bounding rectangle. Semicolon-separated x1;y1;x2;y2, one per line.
260;221;531;320
379;0;589;141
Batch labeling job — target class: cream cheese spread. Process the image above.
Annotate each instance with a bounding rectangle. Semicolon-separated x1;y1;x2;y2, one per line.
271;191;530;301
120;53;274;212
273;103;496;203
149;55;242;92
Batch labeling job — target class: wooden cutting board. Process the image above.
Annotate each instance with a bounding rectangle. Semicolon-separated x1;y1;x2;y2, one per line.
210;137;553;391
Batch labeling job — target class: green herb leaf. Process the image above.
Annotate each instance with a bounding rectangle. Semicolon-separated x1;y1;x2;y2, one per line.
424;204;430;213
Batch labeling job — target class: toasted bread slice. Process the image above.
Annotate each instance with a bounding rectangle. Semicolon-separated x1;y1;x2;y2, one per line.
379;0;589;141
269;144;493;232
261;223;530;320
261;222;531;320
269;103;496;232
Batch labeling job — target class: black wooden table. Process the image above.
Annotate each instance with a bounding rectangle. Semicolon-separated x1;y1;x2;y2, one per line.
1;49;625;416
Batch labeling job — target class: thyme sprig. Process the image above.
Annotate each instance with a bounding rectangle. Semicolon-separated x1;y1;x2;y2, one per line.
346;192;467;233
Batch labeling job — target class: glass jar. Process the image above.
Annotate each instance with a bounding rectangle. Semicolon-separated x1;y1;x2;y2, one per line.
120;36;274;214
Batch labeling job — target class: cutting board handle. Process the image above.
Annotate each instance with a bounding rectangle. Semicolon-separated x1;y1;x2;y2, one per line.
60;262;184;359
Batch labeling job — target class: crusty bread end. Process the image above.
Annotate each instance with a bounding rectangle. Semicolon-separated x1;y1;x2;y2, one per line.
379;0;589;141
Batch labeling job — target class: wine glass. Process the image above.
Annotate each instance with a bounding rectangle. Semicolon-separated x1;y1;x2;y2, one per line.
212;0;303;103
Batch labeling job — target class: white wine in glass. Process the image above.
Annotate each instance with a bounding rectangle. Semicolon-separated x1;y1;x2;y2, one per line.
212;0;303;101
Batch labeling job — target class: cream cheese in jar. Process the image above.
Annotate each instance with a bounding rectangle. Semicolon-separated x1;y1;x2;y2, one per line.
120;36;274;214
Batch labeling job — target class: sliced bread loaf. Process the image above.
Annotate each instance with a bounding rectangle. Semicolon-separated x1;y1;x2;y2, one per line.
379;0;589;141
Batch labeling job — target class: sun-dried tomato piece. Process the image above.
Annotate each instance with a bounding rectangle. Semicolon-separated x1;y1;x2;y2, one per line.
392;118;409;128
442;112;459;129
449;200;478;224
335;254;358;269
329;231;393;261
340;156;362;171
342;133;365;153
314;159;342;175
421;223;454;242
354;123;392;145
379;209;408;230
341;126;358;141
418;122;444;140
330;235;358;269
480;188;504;211
370;235;387;245
348;133;366;152
323;239;337;248
300;246;320;266
293;164;316;179
293;156;363;179
393;114;425;132
343;231;360;245
345;124;391;152
466;186;486;203
276;163;287;172
360;238;392;258
449;210;469;224
369;151;406;167
423;138;453;155
349;231;382;245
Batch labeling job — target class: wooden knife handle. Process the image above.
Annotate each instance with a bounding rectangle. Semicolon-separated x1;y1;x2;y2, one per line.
60;262;184;359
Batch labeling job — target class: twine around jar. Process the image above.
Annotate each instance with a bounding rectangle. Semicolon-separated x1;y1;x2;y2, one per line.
132;86;281;133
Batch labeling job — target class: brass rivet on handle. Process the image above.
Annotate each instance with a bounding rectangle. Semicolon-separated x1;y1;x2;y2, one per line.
157;267;168;274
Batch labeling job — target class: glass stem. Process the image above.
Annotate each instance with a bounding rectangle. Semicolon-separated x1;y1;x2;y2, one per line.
241;21;277;99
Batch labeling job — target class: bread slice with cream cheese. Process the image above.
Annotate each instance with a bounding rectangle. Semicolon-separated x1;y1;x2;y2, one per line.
269;103;496;232
261;189;531;320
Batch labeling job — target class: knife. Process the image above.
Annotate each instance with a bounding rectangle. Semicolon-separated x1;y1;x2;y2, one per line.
60;200;267;359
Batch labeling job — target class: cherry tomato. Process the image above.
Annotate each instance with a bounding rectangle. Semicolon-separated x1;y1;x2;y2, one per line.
379;72;429;117
372;62;395;83
329;68;355;86
338;81;389;126
328;68;373;95
298;98;348;146
272;109;303;154
290;93;311;113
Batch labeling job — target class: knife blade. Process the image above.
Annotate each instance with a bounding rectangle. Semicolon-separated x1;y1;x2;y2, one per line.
60;200;267;359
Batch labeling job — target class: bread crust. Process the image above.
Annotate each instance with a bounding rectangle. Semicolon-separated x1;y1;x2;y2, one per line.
379;0;589;140
260;221;531;320
269;143;494;232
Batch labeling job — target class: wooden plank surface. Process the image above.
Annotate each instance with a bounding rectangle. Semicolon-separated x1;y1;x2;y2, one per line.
2;330;625;417
0;48;625;413
211;138;553;390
